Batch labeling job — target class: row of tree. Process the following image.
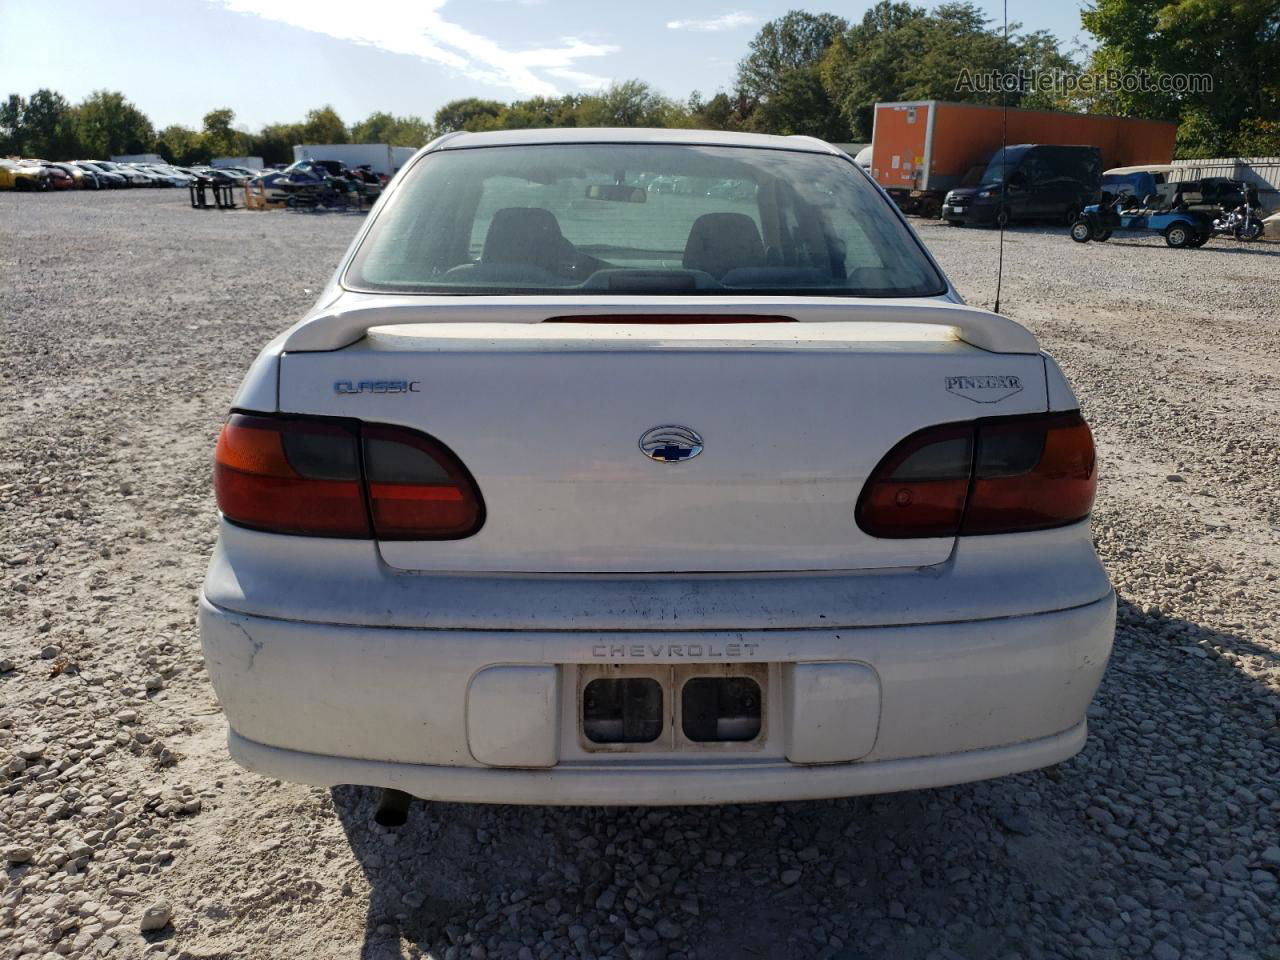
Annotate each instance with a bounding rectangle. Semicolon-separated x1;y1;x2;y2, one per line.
431;2;1278;157
3;2;1276;164
0;93;433;167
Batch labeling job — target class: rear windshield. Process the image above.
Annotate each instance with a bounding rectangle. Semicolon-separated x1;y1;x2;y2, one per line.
345;143;946;297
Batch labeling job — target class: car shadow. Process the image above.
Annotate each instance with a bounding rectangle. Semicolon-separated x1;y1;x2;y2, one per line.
918;219;1280;254
1100;239;1280;256
916;221;1069;236
333;597;1277;960
1197;242;1280;256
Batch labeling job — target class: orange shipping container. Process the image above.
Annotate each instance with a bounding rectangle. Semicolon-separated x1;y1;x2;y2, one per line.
871;101;1178;196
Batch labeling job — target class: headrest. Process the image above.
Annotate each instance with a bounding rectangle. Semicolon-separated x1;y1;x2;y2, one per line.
682;213;765;279
483;208;566;270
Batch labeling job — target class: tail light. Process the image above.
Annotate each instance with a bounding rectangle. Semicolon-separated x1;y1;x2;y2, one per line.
214;416;368;537
856;411;1096;538
214;414;483;540
961;412;1096;535
362;425;483;539
855;422;973;538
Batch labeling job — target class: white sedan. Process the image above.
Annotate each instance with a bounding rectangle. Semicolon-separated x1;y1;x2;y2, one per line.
199;128;1114;808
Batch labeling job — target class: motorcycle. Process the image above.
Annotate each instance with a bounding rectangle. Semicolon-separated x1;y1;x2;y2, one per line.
1212;186;1264;241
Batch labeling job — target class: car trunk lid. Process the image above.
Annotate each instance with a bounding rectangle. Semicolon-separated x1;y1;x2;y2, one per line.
277;315;1047;573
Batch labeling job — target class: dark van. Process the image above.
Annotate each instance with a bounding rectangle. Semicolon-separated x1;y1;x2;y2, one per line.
942;144;1102;227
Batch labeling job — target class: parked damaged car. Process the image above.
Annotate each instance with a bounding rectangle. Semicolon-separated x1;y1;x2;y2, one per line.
0;158;50;190
200;128;1113;809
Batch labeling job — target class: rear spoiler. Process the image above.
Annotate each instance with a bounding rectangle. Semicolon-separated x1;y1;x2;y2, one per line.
280;296;1041;354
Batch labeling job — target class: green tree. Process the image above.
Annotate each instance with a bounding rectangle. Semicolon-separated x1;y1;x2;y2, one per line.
688;91;747;130
747;65;850;139
201;108;250;158
904;2;1007;101
1081;0;1280;156
396;116;432;142
0;94;26;155
1011;28;1084;112
819;2;1079;138
300;105;348;143
434;98;505;133
350;111;433;146
576;80;685;127
1231;117;1280;156
820;3;930;137
18;89;80;159
492;95;583;130
0;89;85;159
73;91;154;158
736;10;849;101
155;124;202;165
253;122;305;166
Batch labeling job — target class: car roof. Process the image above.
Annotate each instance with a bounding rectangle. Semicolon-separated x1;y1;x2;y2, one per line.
433;127;841;155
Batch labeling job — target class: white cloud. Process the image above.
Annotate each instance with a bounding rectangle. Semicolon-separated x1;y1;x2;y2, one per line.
208;0;618;97
544;67;612;89
666;12;758;32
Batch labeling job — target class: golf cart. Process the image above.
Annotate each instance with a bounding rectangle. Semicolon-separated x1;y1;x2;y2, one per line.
1071;165;1216;248
1100;164;1181;205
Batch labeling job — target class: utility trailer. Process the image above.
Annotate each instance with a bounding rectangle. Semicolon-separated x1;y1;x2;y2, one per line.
871;101;1177;218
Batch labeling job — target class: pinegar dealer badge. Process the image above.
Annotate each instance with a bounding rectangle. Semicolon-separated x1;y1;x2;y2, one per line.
945;374;1023;403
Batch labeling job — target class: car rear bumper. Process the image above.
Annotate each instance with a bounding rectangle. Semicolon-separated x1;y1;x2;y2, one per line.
199;588;1115;805
226;721;1088;807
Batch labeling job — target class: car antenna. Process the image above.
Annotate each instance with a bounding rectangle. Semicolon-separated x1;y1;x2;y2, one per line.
992;0;1009;315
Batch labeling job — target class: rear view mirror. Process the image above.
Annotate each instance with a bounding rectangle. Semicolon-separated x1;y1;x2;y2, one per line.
586;184;646;203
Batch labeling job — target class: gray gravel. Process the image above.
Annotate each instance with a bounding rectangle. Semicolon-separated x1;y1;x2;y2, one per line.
1;190;1278;960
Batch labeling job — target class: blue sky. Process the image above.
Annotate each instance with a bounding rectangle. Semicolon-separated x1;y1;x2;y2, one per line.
0;0;1093;132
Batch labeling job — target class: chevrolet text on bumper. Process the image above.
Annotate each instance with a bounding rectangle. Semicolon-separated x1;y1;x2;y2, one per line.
200;128;1114;806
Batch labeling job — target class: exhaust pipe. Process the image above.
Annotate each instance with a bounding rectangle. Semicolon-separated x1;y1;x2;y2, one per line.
374;788;412;827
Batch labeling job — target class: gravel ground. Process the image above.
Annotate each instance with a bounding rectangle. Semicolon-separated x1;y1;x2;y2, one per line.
1;190;1278;960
